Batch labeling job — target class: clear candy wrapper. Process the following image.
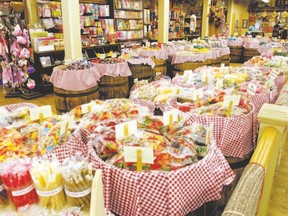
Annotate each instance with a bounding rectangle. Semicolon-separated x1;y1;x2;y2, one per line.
0;158;39;209
30;158;66;210
61;156;93;210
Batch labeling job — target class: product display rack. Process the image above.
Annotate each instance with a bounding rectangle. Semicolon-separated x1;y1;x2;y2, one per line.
113;0;144;42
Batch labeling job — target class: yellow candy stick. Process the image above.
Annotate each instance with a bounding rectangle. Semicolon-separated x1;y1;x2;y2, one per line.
205;75;208;85
64;121;69;143
227;101;233;117
169;114;173;130
88;105;91;113
124;123;129;137
39;112;44;124
137;149;142;172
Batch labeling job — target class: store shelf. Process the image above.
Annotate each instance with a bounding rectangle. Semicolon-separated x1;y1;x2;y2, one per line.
114;8;142;12
114;17;143;20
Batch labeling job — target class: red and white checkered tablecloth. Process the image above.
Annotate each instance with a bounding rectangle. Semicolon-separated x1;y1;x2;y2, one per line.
4;102;38;112
165;97;257;158
88;140;235;216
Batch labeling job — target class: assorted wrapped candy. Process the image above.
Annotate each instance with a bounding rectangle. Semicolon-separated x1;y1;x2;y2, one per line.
60;156;93;210
0;158;39;209
30;158;66;210
88;114;209;171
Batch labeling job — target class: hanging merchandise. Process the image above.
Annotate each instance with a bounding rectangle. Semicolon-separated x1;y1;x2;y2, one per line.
190;15;197;32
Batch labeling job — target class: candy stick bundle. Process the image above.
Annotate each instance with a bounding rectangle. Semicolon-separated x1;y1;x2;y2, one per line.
30;158;65;210
0;158;38;209
61;156;93;210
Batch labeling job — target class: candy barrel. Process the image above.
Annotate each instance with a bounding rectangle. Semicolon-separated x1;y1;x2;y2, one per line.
151;57;167;76
230;46;243;63
171;61;204;77
211;57;221;67
128;63;154;89
243;48;260;62
54;85;100;114
99;75;129;99
219;54;231;66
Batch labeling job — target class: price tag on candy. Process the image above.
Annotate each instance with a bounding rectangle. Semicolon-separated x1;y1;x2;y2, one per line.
192;88;204;101
216;78;224;90
30;105;52;121
184;70;192;80
81;101;98;114
134;78;138;83
115;120;138;140
247;83;257;95
163;109;178;126
222;95;241;108
123;146;154;164
60;116;76;136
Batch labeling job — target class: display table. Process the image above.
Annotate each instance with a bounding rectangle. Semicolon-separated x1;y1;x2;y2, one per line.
87;139;234;216
169;47;230;76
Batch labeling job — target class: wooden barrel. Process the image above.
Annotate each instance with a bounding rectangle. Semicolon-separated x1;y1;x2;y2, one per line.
128;63;154;89
219;54;231;66
243;48;260;62
171;61;204;77
99;75;129;99
211;57;221;67
230;46;243;63
151;57;167;76
216;152;253;211
54;85;100;114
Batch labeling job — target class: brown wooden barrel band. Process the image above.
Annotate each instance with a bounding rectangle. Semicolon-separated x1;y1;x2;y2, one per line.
54;87;99;98
98;81;129;88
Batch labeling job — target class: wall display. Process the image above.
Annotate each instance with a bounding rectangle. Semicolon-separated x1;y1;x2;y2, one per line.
113;0;144;41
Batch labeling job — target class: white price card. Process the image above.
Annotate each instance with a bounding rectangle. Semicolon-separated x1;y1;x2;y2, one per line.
30;105;52;121
223;95;241;108
134;78;138;83
115;120;138;140
123;146;154;164
60;116;76;135
81;101;98;114
184;70;192;80
221;63;225;68
112;53;117;58
192;88;204;101
216;78;224;90
247;83;257;95
163;109;178;126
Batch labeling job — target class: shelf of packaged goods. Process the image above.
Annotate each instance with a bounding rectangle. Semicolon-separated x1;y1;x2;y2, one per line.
116;28;143;31
114;8;142;12
117;38;143;42
114;17;143;20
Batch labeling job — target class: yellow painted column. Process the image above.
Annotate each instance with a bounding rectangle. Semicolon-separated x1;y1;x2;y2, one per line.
201;0;210;38
61;0;82;62
25;0;38;25
158;0;169;43
227;0;234;36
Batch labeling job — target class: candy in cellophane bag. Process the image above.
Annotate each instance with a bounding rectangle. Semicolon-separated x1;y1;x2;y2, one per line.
30;158;66;210
0;158;39;209
60;156;93;210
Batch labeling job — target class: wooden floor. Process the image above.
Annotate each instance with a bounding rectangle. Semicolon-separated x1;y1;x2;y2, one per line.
0;90;57;113
267;133;288;216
